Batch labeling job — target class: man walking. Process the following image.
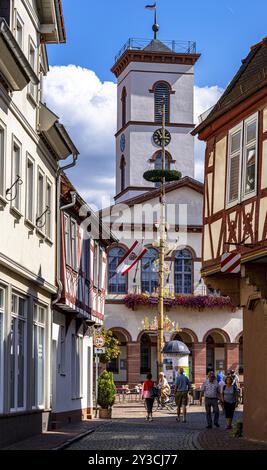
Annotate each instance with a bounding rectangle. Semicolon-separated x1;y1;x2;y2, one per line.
201;371;220;429
174;367;190;423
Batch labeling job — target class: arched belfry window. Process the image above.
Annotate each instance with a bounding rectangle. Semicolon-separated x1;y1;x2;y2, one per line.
141;248;159;293
121;87;127;127
120;156;126;191
174;249;193;294
154;82;171;123
108;247;127;294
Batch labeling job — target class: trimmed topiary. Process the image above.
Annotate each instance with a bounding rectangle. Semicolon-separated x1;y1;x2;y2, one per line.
98;370;116;410
143;169;182;183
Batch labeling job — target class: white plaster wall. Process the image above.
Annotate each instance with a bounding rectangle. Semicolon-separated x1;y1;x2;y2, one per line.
12;0;41;130
105;303;243;344
0;102;56;286
52;313;94;413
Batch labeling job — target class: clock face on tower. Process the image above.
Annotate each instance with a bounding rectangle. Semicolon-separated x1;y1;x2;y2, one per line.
120;133;126;152
153;129;171;147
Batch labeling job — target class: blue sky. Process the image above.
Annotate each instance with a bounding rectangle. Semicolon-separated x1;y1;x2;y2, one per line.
48;0;267;88
44;0;267;207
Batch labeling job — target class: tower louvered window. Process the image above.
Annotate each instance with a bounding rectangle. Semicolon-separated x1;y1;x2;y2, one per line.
154;82;170;123
121;87;127;127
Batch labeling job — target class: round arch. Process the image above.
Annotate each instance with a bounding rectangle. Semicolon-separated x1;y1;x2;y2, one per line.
171;245;197;261
108;327;132;343
149;150;175;164
150;80;174;94
234;331;243;343
202;328;231;344
171;328;199;343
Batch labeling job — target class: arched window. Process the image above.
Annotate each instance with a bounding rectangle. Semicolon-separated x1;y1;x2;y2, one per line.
154;151;171;188
174;249;193;294
108;247;127;294
121;87;127;127
154;82;170;123
141;248;159;293
120;155;126;191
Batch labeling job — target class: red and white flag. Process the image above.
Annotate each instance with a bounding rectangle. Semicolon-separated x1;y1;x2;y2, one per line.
116;241;148;276
221;252;241;274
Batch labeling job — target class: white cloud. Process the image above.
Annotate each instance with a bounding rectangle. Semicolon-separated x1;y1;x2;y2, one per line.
194;85;224;181
44;65;223;205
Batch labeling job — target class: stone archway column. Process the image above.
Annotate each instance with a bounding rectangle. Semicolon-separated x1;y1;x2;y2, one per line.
127;341;140;386
225;342;239;372
192;342;207;387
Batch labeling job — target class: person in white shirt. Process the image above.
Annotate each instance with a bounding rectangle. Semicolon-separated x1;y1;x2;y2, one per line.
201;371;221;429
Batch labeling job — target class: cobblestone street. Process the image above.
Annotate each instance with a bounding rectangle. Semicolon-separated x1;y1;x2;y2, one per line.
67;403;267;451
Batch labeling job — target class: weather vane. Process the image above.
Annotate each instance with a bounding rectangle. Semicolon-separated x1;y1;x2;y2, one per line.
145;3;159;39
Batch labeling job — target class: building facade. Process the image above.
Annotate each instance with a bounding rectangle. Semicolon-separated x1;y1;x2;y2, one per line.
0;0;78;447
103;33;243;388
193;37;267;442
52;174;113;426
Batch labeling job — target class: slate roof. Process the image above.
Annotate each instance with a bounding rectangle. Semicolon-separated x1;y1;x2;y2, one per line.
143;39;172;53
193;37;267;135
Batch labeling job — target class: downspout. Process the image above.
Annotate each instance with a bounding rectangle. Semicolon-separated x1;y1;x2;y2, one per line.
52;153;78;306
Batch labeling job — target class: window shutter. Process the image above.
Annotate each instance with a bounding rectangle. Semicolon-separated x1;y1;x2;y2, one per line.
154;83;170;123
229;153;240;202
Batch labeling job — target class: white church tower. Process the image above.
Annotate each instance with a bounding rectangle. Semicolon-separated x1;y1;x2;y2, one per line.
112;16;200;203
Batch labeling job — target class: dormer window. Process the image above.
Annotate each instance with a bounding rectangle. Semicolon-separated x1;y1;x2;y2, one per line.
154;82;171;123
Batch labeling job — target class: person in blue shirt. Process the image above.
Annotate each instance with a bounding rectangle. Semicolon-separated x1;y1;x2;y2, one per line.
217;368;225;383
174;368;190;423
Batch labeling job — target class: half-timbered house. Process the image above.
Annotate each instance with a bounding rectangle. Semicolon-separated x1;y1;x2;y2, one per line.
193;36;267;443
52;174;114;426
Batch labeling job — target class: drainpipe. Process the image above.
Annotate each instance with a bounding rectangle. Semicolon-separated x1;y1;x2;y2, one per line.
52;154;78;306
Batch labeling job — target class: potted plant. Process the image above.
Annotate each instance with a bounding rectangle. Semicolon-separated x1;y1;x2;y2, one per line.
97;370;116;419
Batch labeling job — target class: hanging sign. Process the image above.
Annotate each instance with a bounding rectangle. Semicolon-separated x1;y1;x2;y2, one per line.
221;252;241;274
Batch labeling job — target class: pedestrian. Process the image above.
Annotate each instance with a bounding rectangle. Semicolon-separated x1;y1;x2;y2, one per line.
158;372;170;405
201;371;220;429
221;376;239;429
174;367;190;423
142;373;155;422
216;368;224;384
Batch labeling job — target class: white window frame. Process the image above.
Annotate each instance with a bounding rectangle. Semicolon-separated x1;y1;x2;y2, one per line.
93;242;99;288
25;153;35;223
59;325;66;376
28;37;37;101
10;292;27;412
71;334;83;399
64;214;71;266
45;178;52;239
32;303;46;409
70;219;78;270
15;12;24;50
0;121;6;198
241;113;258;202
0;285;5;413
11;135;22;211
226;113;258;208
37;167;45;229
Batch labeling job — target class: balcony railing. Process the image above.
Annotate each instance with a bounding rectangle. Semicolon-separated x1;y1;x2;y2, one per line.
115;38;197;63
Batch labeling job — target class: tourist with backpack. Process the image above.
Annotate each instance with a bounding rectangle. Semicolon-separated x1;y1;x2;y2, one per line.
221;375;239;429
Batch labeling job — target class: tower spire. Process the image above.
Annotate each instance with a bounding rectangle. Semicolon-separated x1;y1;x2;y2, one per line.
145;3;159;39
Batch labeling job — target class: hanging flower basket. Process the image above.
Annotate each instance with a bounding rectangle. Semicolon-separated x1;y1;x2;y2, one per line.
143;169;182;183
124;293;236;311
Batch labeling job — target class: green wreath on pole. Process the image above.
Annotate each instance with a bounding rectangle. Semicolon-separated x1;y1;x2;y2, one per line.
143;169;182;183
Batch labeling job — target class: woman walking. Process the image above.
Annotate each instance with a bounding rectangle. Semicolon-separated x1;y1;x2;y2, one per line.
221;376;238;429
142;373;155;422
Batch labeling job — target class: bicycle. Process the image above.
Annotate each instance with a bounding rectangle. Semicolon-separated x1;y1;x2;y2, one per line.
157;394;176;413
